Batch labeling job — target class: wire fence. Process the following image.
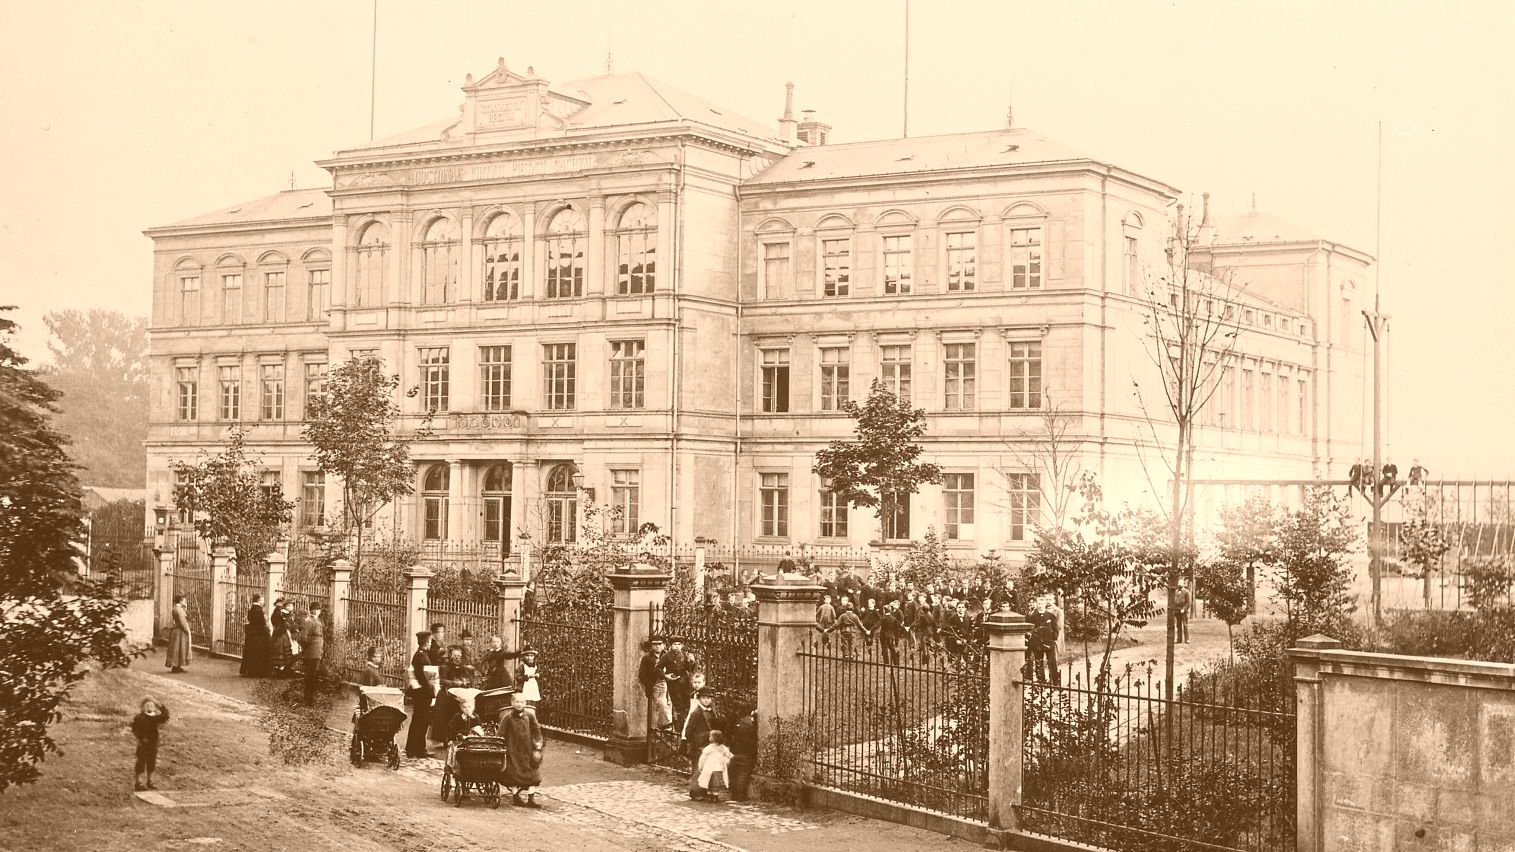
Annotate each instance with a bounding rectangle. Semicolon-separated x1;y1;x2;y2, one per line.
516;605;615;739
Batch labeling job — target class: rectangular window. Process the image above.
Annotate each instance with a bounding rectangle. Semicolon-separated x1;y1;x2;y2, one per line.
263;271;285;323
616;232;655;295
1260;370;1274;432
479;346;512;411
881;234;912;295
423;495;448;540
944;343;976;411
301;471;325;528
484;240;521;302
303;362;327;416
1009;227;1043;290
483;498;504;543
545;234;584;299
819;347;850;411
1298;373;1310;437
179;276;200;325
543;343;577;410
943;473;975;540
221;273;242;323
1241;368;1254;430
217;365;240;421
761;241;791;299
610;469;640;535
819;489;849;539
1007;341;1043;409
821;238;851;297
419;347;450;413
609;340;646;409
1007;473;1040;541
1219;366;1235;427
1277;366;1292;435
759;472;789;538
882;491;910;541
1123;235;1139;293
175;366;198;421
307;269;331;321
259;470;281;502
945;231;976;292
760;349;790;413
260;364;285;420
880;344;912;404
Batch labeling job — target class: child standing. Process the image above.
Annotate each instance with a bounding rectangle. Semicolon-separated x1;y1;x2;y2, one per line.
131;697;169;791
691;729;732;801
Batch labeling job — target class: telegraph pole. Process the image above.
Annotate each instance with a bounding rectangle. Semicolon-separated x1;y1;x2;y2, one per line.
1364;303;1391;627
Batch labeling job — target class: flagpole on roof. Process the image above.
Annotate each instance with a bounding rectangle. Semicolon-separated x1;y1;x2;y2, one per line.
369;0;378;141
902;0;910;138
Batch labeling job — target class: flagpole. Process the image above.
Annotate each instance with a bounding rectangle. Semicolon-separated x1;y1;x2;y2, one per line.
369;0;378;141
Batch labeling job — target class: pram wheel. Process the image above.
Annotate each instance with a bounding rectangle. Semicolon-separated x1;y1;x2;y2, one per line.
440;767;453;801
487;782;501;808
349;737;363;767
386;743;400;770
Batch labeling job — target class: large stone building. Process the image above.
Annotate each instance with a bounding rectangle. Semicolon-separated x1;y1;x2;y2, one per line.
144;60;1369;561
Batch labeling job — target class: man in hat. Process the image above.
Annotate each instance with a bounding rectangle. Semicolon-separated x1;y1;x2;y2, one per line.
682;687;716;763
405;631;437;758
639;636;673;730
299;601;326;705
660;637;696;733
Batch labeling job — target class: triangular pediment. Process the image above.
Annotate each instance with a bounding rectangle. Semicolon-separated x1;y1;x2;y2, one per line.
461;58;536;94
450;58;591;139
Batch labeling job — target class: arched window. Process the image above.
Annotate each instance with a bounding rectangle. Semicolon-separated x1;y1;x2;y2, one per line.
354;222;388;308
543;207;585;299
614;202;656;295
482;214;521;302
419;218;458;305
482;464;513;546
545;463;578;543
421;464;449;541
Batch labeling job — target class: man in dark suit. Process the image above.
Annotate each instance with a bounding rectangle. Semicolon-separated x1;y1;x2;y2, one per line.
426;623;448;666
300;601;326;705
682;687;716;764
660;637;697;733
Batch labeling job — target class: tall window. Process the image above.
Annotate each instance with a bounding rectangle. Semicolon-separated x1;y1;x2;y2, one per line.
1009;227;1043;289
760;349;790;413
354;222;388;308
819;487;848;539
821;238;851;297
544;207;586;299
1123;235;1139;293
217;365;240;421
1298;372;1310;437
419;348;450;413
259;470;281;502
1219;366;1235;427
176;366;198;421
307;268;330;320
479;346;512;411
221;274;243;324
609;340;645;409
944;343;976;411
1260;370;1274;432
615;202;657;294
263;271;285;322
1007;473;1040;541
301;471;326;529
260;364;284;420
881;234;912;295
419;218;458;304
880;344;912;404
1240;368;1255;430
1007;342;1043;409
543;343;577;410
819;347;850;411
943;473;975;540
179;276;201;325
945;231;976;292
882;491;910;541
759;473;789;538
303;362;327;416
545;464;577;544
1277;366;1292;435
760;241;791;299
482;464;512;545
482;214;522;301
422;465;449;540
610;469;640;535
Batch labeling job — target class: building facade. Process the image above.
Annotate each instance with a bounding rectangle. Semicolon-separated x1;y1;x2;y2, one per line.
144;60;1369;561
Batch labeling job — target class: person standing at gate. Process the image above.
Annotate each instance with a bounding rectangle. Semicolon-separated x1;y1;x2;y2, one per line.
515;647;542;708
165;594;192;674
299;601;326;705
239;594;271;677
639;636;673;730
405;631;437;758
1173;581;1193;645
661;637;696;732
1027;597;1061;685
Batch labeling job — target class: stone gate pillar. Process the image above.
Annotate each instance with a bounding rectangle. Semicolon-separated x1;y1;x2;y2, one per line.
210;544;235;654
752;574;825;753
403;565;433;649
265;551;286;611
329;559;353;639
984;611;1033;842
1288;634;1340;852
605;565;669;766
494;576;528;650
155;531;177;640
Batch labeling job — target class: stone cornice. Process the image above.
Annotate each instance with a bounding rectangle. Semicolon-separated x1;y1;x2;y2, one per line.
750;577;826;603
739;160;1182;202
606;569;672;591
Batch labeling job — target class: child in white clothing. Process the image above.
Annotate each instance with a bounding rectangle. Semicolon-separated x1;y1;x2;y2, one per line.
692;729;732;801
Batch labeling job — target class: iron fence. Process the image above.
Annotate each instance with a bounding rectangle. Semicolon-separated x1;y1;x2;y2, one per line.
516;604;614;739
799;634;990;823
223;560;269;656
1020;667;1295;852
168;534;213;650
415;540;509;573
425;588;502;647
645;600;759;769
343;577;409;687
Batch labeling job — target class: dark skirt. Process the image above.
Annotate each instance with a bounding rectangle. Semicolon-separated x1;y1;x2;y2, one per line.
240;624;272;676
271;629;294;671
405;692;433;757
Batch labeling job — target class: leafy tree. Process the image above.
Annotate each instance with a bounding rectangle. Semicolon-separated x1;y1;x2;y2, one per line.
813;379;941;542
1397;500;1452;608
1194;559;1251;660
0;307;135;791
1270;488;1358;637
170;426;293;564
304;356;431;570
40;309;149;488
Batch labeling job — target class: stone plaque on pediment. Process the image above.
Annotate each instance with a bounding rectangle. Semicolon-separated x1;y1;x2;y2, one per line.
479;97;527;130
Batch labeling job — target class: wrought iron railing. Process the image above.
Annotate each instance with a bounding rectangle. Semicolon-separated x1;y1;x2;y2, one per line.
343;578;409;687
169;534;213;650
223;561;268;656
516;605;615;739
424;590;501;647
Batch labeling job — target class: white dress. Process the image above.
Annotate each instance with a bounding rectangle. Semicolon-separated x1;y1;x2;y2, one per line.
696;744;732;790
518;663;541;702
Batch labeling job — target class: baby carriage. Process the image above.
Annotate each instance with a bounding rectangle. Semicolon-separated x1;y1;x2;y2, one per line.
440;734;509;808
350;686;406;769
474;686;516;733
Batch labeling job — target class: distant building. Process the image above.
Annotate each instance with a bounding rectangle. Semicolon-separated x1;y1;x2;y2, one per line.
144;60;1368;561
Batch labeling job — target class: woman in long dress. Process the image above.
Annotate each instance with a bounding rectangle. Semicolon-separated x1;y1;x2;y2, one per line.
515;648;541;707
269;599;294;676
239;594;272;677
404;632;436;759
165;595;192;673
500;693;544;807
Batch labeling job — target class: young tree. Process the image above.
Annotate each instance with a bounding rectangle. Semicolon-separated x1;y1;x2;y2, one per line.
813;379;942;542
303;356;431;570
40;309;149;488
170;426;293;563
997;394;1085;531
1271;488;1359;637
0;307;135;791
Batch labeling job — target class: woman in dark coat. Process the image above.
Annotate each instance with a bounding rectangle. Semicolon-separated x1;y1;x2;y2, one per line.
239;594;272;677
269;599;294;675
500;693;544;807
405;631;436;758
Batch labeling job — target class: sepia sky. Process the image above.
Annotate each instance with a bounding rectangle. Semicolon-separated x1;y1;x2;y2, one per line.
0;0;1510;474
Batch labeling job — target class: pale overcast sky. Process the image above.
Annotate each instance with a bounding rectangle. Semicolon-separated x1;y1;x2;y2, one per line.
0;0;1510;473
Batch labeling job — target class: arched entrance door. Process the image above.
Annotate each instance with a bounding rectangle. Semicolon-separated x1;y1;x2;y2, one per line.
482;463;512;557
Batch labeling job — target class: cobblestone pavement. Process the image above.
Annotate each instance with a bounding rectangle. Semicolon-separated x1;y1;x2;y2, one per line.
547;779;817;843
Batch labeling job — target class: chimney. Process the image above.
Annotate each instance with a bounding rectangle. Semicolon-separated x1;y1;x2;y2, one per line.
1196;192;1216;243
797;109;832;146
778;82;797;144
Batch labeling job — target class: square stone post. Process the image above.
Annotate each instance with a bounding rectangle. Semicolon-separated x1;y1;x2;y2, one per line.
752;574;826;756
403;565;434;647
155;531;178;639
210;544;235;654
493;576;528;650
693;545;707;600
984;611;1033;843
265;551;286;610
329;559;353;639
518;540;533;584
605;565;670;766
1287;633;1340;852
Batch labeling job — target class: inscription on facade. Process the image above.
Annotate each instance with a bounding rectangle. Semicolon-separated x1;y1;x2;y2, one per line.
411;155;596;186
478;97;526;129
449;413;526;430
